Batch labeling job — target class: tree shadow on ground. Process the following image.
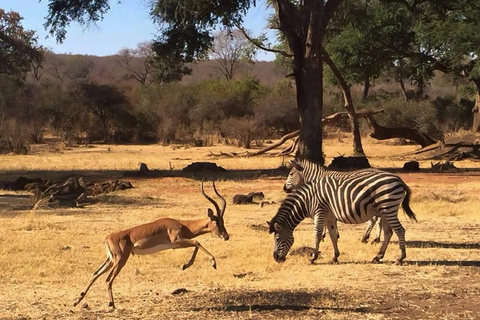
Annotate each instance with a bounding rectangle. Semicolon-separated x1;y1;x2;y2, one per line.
405;240;480;249
408;260;480;267
185;289;375;314
0;194;32;211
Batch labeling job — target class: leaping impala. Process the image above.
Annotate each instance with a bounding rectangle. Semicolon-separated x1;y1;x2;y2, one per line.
73;181;228;309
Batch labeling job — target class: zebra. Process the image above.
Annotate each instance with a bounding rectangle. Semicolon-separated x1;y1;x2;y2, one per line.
269;170;417;265
283;158;383;244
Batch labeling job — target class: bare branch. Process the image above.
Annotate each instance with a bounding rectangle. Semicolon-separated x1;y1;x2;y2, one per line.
236;24;293;58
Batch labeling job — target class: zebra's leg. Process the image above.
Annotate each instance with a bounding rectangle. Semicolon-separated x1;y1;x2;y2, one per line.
387;216;407;265
310;212;326;264
326;217;340;264
321;225;327;242
361;216;378;243
372;217;393;264
372;217;382;244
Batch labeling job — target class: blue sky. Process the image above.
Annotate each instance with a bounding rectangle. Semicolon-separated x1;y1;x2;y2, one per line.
0;0;276;61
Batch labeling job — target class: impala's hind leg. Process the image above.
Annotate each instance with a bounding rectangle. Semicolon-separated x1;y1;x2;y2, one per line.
105;252;131;309
74;257;113;307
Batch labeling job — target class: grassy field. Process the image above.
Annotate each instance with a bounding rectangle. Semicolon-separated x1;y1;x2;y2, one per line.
1;137;480;319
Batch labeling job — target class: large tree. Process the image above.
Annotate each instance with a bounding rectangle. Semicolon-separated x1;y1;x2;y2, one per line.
385;0;480;132
0;9;44;80
210;29;257;81
43;0;343;165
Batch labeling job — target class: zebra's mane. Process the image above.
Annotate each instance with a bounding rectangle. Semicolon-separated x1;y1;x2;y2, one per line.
271;182;317;232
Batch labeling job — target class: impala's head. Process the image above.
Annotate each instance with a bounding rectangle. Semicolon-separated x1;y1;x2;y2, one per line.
267;218;294;263
283;159;305;193
201;181;229;241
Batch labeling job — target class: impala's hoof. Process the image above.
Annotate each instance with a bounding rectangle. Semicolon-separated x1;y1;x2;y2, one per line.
372;257;382;264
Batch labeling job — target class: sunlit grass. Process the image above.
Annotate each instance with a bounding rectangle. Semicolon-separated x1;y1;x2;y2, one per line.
0;138;479;319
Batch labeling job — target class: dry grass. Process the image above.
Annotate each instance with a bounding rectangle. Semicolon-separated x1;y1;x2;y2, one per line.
1;137;480;319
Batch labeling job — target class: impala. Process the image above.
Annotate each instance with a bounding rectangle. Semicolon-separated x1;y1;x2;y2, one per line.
73;181;228;309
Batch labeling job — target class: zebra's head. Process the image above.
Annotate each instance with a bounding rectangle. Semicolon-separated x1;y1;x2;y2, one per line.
283;159;305;193
267;218;294;263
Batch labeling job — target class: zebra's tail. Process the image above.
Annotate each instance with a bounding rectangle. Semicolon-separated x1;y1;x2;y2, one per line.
401;180;417;222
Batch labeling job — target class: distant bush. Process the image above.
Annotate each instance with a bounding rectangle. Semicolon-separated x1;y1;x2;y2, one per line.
431;96;473;132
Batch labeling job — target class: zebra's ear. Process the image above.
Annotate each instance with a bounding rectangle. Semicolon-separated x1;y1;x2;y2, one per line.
267;220;274;233
291;160;304;171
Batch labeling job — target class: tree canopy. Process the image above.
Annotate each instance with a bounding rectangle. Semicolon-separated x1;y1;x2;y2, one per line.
0;9;44;79
43;0;344;164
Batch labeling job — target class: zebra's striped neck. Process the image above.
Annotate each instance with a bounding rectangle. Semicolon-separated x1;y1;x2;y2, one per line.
273;183;318;231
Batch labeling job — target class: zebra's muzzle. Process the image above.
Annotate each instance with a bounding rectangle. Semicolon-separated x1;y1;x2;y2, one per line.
273;251;286;263
283;184;292;193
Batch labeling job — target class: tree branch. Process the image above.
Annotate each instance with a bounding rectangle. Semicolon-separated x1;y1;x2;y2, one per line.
236;24;293;58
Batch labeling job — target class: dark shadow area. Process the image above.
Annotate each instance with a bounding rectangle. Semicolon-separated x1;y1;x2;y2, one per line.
402;240;480;249
408;260;480;267
0;193;32;210
2;166;480;186
0;167;290;186
185;289;376;314
192;304;371;313
0;193;167;212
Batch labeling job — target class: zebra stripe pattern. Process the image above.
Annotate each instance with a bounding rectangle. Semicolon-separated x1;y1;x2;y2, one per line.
270;169;417;265
284;158;383;243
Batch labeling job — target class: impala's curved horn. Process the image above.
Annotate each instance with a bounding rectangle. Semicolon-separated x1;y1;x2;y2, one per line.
201;180;221;215
212;181;226;217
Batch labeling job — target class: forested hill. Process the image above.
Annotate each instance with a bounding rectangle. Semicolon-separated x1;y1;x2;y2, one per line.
50;53;286;88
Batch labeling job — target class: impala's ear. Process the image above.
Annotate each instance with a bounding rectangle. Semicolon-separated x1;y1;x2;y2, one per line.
291;159;304;171
207;208;215;219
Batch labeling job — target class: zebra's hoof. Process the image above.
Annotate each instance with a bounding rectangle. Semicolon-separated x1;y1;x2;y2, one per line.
371;238;381;244
329;258;339;264
371;257;383;264
361;238;368;244
395;259;403;266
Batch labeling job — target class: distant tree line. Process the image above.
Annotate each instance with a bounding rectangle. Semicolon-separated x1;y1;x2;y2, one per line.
0;5;477;154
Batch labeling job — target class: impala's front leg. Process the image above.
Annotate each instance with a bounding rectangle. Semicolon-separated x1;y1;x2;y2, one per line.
176;239;217;270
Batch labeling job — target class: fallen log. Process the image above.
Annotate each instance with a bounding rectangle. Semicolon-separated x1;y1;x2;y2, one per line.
209;109;384;157
364;115;436;148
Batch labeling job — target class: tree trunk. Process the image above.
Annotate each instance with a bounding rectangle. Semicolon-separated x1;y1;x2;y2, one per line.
398;59;409;102
362;76;370;101
472;79;480;133
272;0;342;165
295;57;324;164
322;47;365;156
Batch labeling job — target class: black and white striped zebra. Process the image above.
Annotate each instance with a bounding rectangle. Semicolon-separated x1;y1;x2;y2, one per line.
269;170;417;265
283;158;383;244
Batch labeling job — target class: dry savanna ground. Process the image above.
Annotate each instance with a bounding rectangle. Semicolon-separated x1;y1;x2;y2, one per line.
1;136;480;320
